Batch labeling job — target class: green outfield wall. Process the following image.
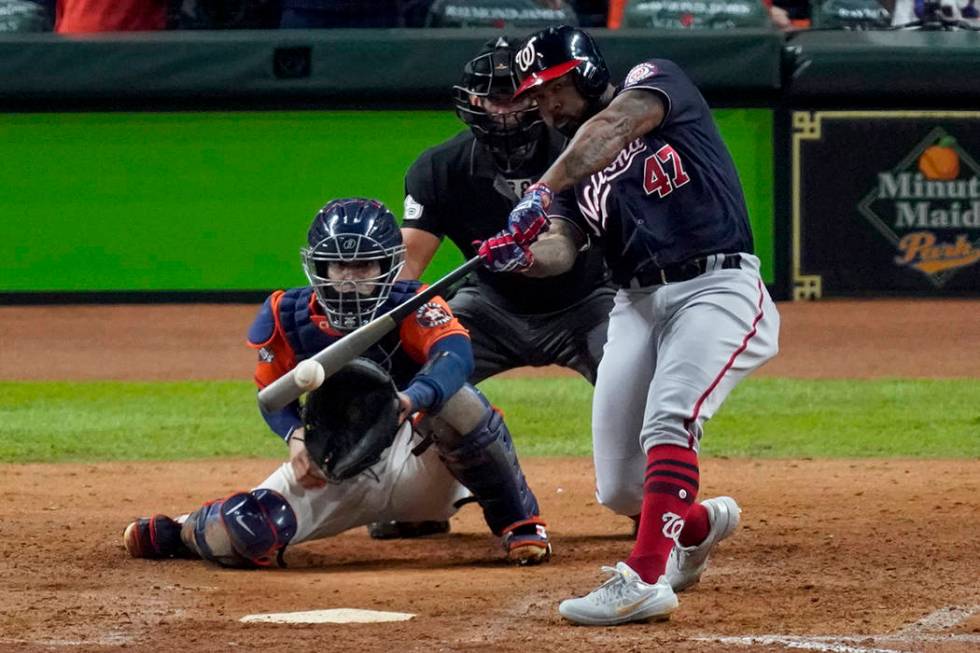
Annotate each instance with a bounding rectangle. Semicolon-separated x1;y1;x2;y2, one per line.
0;108;773;293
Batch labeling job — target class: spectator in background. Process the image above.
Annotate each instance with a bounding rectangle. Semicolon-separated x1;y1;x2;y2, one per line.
767;0;806;28
280;0;416;27
169;0;282;29
571;0;607;25
55;0;166;32
0;0;53;31
890;0;978;24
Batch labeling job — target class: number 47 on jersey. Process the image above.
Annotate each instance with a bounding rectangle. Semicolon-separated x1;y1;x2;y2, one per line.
643;144;690;198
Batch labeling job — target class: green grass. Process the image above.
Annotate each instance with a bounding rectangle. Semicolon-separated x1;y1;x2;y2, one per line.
0;378;977;463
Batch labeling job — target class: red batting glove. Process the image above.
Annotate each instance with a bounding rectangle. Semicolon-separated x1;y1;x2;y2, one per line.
474;232;534;273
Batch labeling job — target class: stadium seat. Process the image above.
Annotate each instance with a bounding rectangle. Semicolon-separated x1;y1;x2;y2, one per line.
810;0;891;28
622;0;770;29
426;0;579;27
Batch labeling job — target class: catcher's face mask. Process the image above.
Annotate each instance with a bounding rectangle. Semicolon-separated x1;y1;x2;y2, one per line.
453;36;546;175
302;198;406;333
302;233;405;332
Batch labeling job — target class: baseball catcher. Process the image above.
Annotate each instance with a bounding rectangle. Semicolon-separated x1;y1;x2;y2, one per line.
122;198;551;568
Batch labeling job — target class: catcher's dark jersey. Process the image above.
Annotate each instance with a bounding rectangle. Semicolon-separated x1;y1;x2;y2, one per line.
404;129;610;314
551;59;754;287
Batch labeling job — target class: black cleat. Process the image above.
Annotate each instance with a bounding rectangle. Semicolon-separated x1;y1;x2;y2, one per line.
123;515;192;559
367;520;451;540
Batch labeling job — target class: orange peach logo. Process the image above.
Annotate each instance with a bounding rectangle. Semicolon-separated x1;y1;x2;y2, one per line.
859;128;980;287
918;136;960;180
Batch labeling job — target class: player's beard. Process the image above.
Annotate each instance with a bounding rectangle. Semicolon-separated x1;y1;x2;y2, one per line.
554;98;603;138
554;118;582;138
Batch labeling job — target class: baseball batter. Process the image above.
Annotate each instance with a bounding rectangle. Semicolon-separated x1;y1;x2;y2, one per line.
123;198;551;568
478;26;780;624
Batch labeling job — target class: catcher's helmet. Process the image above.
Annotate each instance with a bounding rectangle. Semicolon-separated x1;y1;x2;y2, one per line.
453;36;546;174
301;198;406;332
513;25;609;100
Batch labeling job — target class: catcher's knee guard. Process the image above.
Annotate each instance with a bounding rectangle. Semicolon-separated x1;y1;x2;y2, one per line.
422;385;541;536
183;489;297;568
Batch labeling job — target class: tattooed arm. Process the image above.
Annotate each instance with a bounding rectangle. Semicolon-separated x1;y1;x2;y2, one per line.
540;91;666;193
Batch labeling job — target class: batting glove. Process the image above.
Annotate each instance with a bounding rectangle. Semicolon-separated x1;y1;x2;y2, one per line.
474;232;534;273
507;182;553;245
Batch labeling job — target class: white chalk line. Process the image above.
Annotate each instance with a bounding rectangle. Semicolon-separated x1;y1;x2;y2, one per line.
692;636;905;653
694;604;980;653
896;604;980;634
696;634;980;653
0;636;133;648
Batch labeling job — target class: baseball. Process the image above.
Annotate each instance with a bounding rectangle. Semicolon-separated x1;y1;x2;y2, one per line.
294;359;325;392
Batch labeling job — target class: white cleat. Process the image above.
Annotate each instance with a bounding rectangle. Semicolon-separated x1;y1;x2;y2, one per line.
664;496;741;592
558;562;678;626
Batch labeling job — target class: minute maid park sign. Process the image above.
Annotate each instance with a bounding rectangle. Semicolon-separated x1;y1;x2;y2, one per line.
859;127;980;287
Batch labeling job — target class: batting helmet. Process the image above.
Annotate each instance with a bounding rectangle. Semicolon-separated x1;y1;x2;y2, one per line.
453;36;546;174
301;198;406;332
512;25;609;100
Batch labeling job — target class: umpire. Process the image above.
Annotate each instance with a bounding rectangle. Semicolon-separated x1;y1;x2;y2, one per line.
403;36;614;384
367;36;614;540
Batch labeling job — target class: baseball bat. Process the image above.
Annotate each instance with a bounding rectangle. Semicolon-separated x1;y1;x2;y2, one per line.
257;255;483;412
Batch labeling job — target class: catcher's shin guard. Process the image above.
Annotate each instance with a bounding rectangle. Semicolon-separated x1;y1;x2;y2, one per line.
426;386;545;550
183;489;298;568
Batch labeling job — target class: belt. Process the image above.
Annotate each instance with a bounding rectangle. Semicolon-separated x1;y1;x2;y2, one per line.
628;253;743;289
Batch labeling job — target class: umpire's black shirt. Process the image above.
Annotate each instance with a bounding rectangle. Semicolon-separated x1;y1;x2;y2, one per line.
403;129;610;314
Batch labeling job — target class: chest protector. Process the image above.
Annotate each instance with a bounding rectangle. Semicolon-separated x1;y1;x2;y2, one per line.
275;286;416;386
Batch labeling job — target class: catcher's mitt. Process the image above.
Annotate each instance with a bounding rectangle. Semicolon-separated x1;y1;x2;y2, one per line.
301;357;400;483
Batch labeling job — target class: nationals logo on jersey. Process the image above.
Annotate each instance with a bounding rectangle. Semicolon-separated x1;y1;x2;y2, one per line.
625;63;659;88
578;138;648;234
416;302;451;327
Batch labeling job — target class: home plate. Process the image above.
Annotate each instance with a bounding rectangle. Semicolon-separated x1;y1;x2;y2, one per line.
240;609;415;624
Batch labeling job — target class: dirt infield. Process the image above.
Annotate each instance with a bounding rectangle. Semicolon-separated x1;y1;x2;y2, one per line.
0;299;978;652
1;299;978;380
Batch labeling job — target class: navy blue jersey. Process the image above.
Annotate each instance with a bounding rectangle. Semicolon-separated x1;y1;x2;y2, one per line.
550;59;754;286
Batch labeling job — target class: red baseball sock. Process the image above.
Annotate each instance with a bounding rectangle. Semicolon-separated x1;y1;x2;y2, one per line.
678;502;710;547
625;444;700;583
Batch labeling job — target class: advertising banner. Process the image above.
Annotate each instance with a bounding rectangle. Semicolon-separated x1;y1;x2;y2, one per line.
791;111;980;298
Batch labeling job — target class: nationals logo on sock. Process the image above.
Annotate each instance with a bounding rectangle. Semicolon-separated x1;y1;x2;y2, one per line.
661;512;685;542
